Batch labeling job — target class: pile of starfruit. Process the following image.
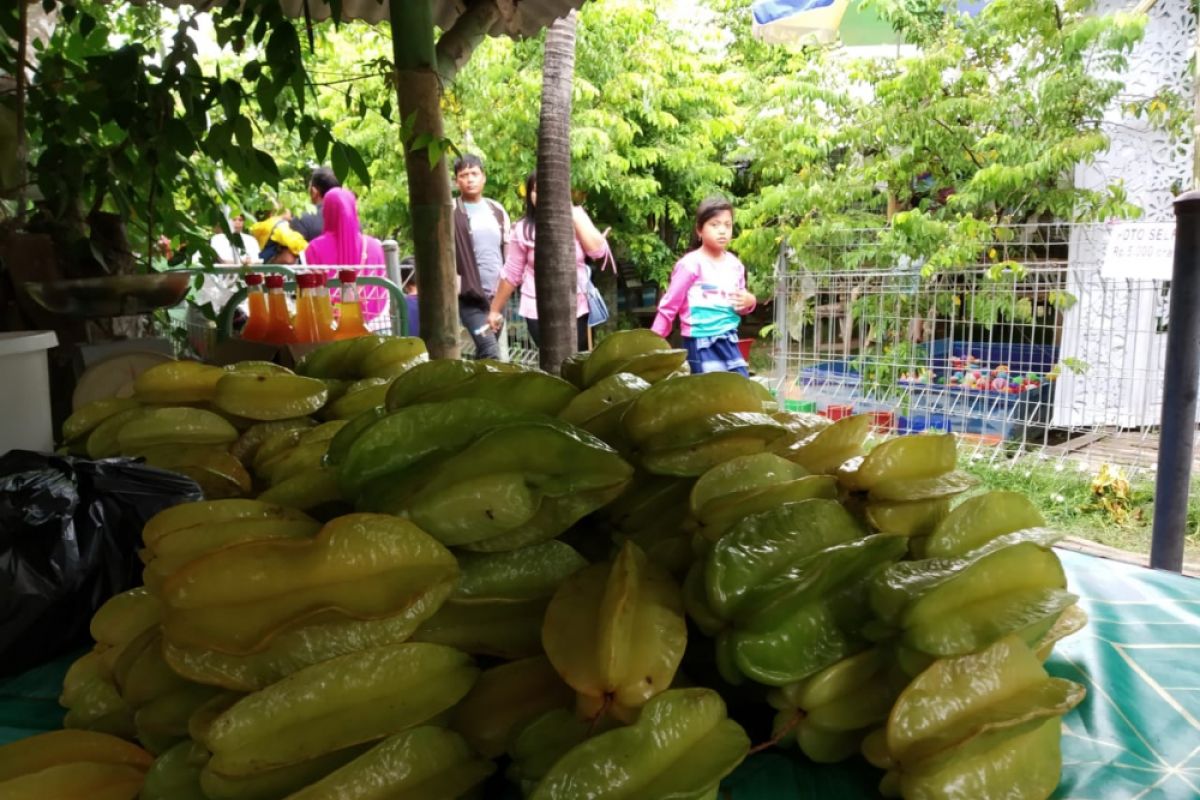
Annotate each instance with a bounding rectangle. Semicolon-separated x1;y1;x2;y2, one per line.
36;330;1086;800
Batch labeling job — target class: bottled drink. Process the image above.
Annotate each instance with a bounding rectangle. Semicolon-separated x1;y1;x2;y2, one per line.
334;269;370;339
264;274;295;344
241;273;271;341
293;273;323;344
313;272;337;341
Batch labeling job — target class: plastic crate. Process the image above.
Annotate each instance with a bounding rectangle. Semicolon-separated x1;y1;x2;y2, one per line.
796;361;861;407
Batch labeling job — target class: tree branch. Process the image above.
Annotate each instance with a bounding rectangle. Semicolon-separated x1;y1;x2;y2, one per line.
930;117;983;169
435;1;502;86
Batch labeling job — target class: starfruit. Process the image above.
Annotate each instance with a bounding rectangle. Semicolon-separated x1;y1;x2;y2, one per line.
187;692;244;743
133;360;226;404
899;717;1065;800
543;541;687;721
580;329;687;387
113;407;238;454
636;411;788;477
286;727;494;800
506;709;593;795
256;467;346;512
324;377;392;420
558;372;651;427
840;434;958;492
870;529;1075;657
140;740;208;800
230;418;316;463
203;642;478;777
403;419;631;548
453;541;588;603
336;398;534;494
925;490;1046;557
382;359;487;407
138;445;252;499
451;656;575;758
866;498;953;538
885;635;1085;796
357;336;428;378
530;688;750;800
59;650;134;737
778;414;871;474
696;472;835;542
703;499;907;685
0;762;146;800
294;335;387;379
200;745;370;800
411;597;549;659
767;647;906;763
160;514;458;655
116;631;193;710
323;406;388;467
689;452;812;517
143;499;312;551
417;369;581;415
225;360;295;376
90;587;161;651
212;372;329;421
62;397;142;445
622;372;770;445
86;407;152;458
143;514;320;593
0;730;152;783
134;683;225;737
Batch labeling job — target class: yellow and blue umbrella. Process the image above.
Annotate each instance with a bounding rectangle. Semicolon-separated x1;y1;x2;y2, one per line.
751;0;991;47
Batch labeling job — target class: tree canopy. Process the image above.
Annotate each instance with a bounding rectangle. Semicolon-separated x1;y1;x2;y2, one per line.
2;0;1188;298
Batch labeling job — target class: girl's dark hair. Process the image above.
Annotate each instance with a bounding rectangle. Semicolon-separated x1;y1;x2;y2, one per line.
521;170;537;239
689;195;735;250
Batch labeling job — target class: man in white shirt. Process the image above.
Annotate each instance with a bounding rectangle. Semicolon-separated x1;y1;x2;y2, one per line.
209;213;260;265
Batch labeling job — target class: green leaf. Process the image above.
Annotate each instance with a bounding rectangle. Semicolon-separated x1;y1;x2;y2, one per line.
332;141;349;185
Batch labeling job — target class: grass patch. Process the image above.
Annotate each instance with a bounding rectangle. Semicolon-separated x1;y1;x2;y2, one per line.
961;458;1200;562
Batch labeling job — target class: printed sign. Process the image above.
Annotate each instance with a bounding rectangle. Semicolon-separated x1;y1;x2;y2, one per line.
1102;223;1175;281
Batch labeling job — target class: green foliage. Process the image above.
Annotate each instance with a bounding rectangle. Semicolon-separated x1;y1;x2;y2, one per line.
446;0;742;285
728;0;1188;285
2;0;367;266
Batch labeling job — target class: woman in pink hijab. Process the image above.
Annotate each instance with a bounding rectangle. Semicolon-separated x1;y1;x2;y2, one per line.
303;187;389;323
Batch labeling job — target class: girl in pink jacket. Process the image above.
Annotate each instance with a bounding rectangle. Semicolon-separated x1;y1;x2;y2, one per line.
651;197;756;375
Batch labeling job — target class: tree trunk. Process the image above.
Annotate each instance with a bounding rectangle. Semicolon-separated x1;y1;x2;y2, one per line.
533;10;578;374
390;0;459;358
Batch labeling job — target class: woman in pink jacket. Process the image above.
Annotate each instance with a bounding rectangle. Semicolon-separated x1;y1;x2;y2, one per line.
303;187;389;324
487;170;609;352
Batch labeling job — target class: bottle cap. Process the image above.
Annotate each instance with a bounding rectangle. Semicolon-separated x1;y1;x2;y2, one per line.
296;273;318;288
265;274;285;288
313;272;326;286
338;269;358;284
244;273;263;286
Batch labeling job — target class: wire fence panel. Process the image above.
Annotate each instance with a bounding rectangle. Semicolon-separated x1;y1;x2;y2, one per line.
771;223;1179;474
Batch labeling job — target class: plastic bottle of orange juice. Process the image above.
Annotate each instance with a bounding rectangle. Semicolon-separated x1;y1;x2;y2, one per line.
292;273;323;344
240;273;271;341
312;272;337;341
264;274;294;344
334;269;370;339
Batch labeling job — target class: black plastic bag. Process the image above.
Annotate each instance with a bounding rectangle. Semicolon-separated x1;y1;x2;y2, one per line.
0;450;202;677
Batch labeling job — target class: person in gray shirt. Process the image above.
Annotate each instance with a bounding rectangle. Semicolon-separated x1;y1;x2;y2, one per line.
452;154;510;359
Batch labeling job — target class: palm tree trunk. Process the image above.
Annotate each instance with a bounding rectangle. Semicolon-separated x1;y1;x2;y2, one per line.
533;10;578;374
390;0;459;358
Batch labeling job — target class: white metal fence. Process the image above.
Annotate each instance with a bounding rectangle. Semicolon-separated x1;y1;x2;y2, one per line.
770;223;1181;474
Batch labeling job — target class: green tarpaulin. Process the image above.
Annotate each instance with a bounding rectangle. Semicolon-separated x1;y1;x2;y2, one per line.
3;549;1197;798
